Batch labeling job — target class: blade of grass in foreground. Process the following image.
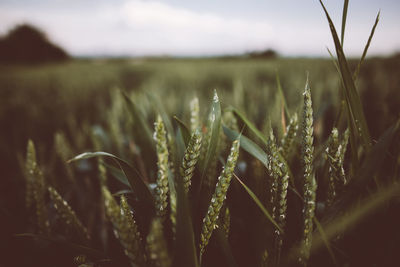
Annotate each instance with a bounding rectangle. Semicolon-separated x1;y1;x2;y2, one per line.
224;126;295;186
197;90;221;195
229;107;268;145
223;125;269;169
174;115;191;147
340;0;349;46
68;152;155;216
353;11;380;81
319;0;372;152
276;72;290;120
174;167;199;267
233;174;282;233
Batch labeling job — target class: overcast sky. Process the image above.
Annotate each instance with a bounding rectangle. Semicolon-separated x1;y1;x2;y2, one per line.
0;0;399;57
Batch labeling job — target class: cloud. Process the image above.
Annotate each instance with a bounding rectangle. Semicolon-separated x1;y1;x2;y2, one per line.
0;1;278;56
0;0;397;56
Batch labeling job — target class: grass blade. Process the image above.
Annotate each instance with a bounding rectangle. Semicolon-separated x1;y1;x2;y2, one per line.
197;90;221;194
103;162;130;186
276;72;290;120
174;115;191;147
229;107;268;145
319;0;372;152
223;126;269;169
233;174;282;233
341;0;349;46
353;11;380;81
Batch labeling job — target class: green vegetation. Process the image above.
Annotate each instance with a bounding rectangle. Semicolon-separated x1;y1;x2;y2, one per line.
1;2;400;267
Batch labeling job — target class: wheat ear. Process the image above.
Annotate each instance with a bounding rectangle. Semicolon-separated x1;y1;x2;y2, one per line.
299;80;317;266
102;186;145;266
153;115;170;219
48;186;90;241
199;139;240;258
326;128;340;206
54;132;75;182
267;130;290;266
120;195;146;265
26;140;50;234
181;130;202;193
280;112;299;160
190;97;200;132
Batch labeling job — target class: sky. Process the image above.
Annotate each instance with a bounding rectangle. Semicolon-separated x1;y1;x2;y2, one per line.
0;0;399;57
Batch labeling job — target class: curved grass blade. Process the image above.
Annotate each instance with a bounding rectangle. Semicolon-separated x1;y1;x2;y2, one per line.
233;174;282;233
353;11;380;81
224;126;295;186
313;218;337;265
341;0;349;46
223;126;269;169
276;72;290;120
319;0;372;152
103;162;129;186
229;107;268;145
174;115;191;147
68;152;155;216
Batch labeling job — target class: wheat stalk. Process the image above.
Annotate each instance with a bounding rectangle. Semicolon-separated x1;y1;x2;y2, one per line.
181;130;202;193
146;218;171;267
299;80;317;266
199;138;240;258
153;115;170;219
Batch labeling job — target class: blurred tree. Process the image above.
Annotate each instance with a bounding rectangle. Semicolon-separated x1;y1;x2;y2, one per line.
248;49;278;59
0;24;69;64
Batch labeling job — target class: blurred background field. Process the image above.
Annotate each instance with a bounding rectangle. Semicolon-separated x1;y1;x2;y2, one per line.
1;55;399;179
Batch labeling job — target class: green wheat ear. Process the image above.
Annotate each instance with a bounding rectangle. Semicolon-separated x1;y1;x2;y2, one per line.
280;112;299;160
181;130;202;193
266;129;290;266
102;186;145;267
153;115;170;220
199;138;240;258
48;186;90;242
54;132;74;182
221;205;230;238
299;79;317;266
326;128;340;206
190;96;201;132
326;127;349;206
146;218;171;267
26;140;50;235
120;195;147;265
